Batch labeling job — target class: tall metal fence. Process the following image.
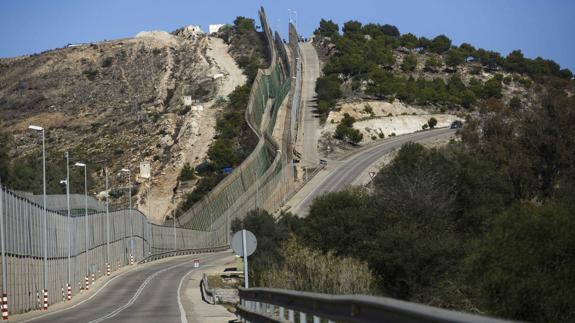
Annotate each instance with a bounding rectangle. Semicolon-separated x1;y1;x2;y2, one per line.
0;185;226;314
175;7;295;231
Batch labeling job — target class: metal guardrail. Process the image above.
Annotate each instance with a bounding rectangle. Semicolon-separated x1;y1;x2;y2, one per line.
201;273;216;305
237;288;515;323
138;245;229;264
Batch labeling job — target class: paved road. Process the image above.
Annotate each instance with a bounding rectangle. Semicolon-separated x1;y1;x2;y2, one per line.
288;128;456;215
296;42;321;167
21;251;233;323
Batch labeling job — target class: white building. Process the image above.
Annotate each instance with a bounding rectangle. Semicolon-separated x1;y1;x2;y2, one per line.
209;24;225;34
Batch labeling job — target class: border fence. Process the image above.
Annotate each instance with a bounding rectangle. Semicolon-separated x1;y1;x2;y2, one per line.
0;6;297;317
174;7;296;232
0;185;227;315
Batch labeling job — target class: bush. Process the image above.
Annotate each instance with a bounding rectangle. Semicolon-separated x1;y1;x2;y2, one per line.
401;54;418;72
260;237;375;294
180;163;195;181
428;117;438;129
101;57;113;68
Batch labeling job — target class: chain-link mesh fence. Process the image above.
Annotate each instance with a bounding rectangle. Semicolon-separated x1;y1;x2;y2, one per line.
175;8;296;232
0;185;226;314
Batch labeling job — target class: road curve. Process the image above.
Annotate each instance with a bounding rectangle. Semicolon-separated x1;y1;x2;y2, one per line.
289;128;456;216
20;251;232;323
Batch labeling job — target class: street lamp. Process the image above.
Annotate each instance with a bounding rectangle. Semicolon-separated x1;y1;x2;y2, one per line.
60;150;72;299
28;124;48;309
74;162;89;284
120;168;133;263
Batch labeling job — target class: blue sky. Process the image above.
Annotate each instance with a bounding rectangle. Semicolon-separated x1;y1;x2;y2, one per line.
1;0;574;71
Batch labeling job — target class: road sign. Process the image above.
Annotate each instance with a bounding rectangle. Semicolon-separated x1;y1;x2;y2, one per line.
231;230;257;288
231;230;257;257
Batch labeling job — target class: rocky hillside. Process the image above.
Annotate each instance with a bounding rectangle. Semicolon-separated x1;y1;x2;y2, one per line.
0;26;228;215
311;19;574;149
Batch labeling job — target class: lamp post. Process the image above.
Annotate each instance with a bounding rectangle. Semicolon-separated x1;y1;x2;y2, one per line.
60;151;72;298
28;125;48;309
120;168;132;262
74;162;89;281
105;168;110;268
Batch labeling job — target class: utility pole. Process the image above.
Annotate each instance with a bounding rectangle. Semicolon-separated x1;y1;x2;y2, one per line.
64;152;71;292
74;162;88;282
105;168;110;265
29;125;48;308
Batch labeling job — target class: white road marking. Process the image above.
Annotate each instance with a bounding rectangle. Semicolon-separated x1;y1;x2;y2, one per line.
87;257;208;323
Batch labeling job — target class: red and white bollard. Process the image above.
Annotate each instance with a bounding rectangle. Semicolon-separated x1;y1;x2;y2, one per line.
91;272;95;286
106;263;111;276
84;276;90;291
193;259;200;268
117;259;121;270
1;293;8;320
61;287;65;301
67;284;72;300
130;254;134;265
42;289;48;310
36;291;40;309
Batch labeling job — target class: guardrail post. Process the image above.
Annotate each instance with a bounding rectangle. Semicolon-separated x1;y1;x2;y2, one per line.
288;309;295;322
299;312;306;323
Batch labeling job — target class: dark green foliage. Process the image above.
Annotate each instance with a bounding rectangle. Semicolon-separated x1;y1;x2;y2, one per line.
401;54;417;72
237;55;261;83
315;75;342;117
445;48;465;67
399;33;418;49
427;117;437;128
334;113;363;144
429;35;452;54
466;202;575;322
509;96;521;110
314;19;339;38
177;173;224;214
179;162;195;181
424;56;442;71
0;132;10;183
342;20;362;37
233;16;256;34
483;77;503;98
231;209;304;285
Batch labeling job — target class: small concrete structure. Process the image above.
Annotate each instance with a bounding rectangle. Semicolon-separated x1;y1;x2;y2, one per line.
182;95;193;106
209;24;225;34
212;73;224;80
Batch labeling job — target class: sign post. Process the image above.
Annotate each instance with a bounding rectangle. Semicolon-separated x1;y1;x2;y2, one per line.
231;230;257;288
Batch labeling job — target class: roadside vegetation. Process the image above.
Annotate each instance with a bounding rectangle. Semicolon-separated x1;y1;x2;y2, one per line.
235;85;575;322
313;19;573;119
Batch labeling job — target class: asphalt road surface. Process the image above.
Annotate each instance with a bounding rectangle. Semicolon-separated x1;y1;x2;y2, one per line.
290;128;456;215
21;251;232;323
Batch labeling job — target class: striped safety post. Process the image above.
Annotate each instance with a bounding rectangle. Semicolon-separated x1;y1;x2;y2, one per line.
61;287;65;301
84;276;90;291
43;289;48;310
67;284;72;300
91;272;95;286
130;254;134;265
1;293;8;320
106;263;111;276
36;291;40;309
117;259;120;270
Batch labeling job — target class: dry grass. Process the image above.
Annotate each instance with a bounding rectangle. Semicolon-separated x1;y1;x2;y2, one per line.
260;237;375;295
